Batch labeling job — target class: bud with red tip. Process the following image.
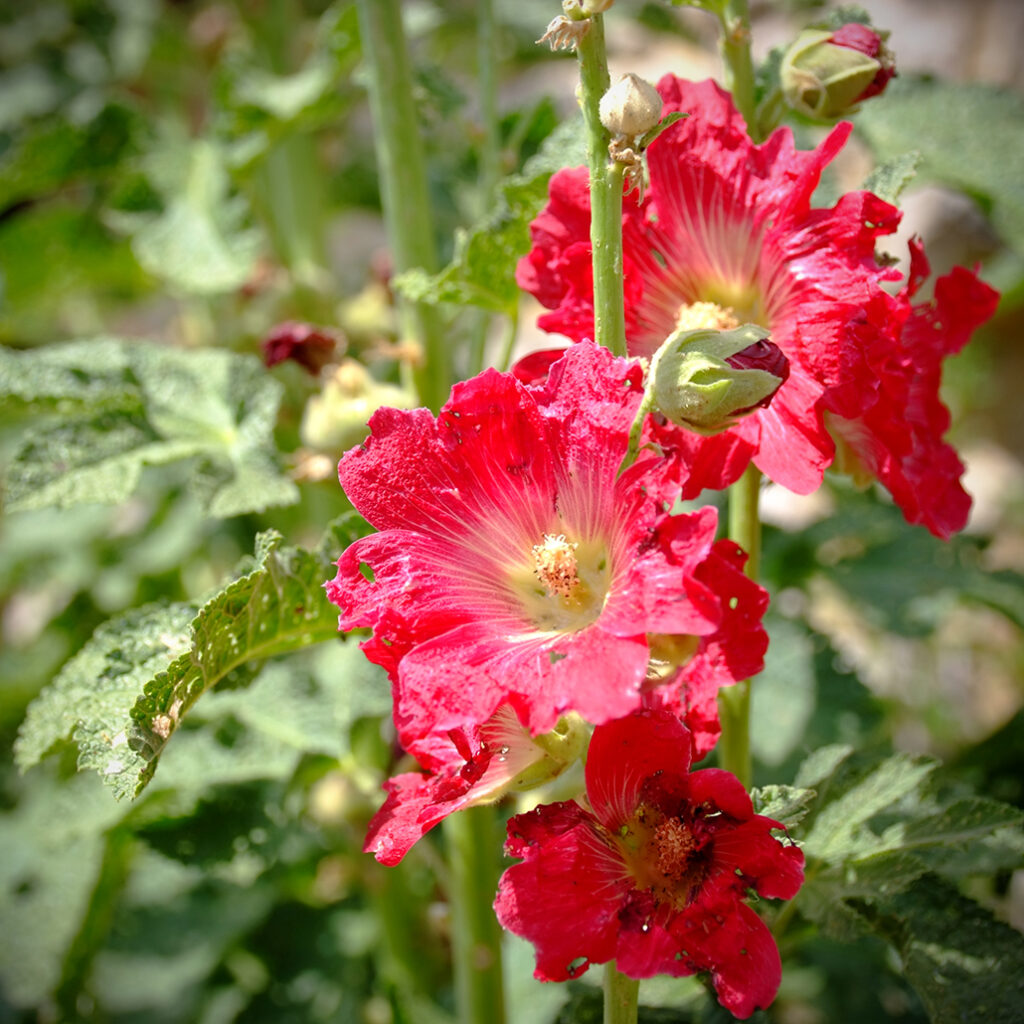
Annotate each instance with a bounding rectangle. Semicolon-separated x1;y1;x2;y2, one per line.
649;324;790;435
781;22;895;120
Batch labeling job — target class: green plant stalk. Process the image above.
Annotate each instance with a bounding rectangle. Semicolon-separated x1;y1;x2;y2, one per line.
719;463;762;787
604;962;640;1024
249;0;330;299
468;0;502;378
575;13;628;358
355;0;450;409
715;0;758;137
444;806;507;1024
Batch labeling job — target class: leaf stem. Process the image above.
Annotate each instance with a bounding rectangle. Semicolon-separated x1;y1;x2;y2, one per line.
719;463;762;787
604;962;639;1024
575;13;628;358
443;806;507;1024
355;0;450;409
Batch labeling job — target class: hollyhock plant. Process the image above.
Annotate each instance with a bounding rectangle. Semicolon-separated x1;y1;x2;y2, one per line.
495;709;804;1019
517;76;999;537
326;342;768;766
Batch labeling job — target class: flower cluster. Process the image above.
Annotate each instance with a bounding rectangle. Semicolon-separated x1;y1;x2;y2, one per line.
327;64;997;1020
518;76;998;538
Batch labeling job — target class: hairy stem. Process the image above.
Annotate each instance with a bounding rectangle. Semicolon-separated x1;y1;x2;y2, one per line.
716;0;759;138
720;463;762;787
575;13;628;358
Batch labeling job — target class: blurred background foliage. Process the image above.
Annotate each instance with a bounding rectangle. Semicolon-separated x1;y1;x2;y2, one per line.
1;1;1022;1022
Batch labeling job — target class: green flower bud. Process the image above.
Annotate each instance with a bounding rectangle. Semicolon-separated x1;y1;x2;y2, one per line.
599;73;662;138
780;24;895;121
649;323;790;436
300;360;413;454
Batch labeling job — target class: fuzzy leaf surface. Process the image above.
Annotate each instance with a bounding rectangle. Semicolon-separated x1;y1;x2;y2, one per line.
1;338;298;516
15;528;357;798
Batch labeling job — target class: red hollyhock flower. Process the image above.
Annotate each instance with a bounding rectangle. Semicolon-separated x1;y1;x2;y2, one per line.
827;241;1000;538
495;709;804;1020
517;77;998;537
326;342;767;766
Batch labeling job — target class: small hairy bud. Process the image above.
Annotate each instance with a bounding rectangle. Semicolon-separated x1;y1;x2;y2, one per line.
301;360;414;453
649;324;790;435
599;73;663;138
780;23;895;120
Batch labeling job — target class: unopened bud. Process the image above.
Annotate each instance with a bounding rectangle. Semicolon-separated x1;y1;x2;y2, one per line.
262;321;341;375
781;24;895;120
599;73;663;138
301;359;413;453
649;324;789;436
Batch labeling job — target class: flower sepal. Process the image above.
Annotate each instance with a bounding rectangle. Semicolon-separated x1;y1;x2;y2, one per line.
648;324;790;436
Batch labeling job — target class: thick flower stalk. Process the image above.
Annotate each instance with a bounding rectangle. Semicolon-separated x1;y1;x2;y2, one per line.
517;76;999;538
495;709;804;1019
326;342;768;770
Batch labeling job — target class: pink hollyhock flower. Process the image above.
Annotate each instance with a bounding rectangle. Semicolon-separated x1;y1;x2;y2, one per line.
364;705;587;866
326;342;767;766
362;537;766;866
517;77;998;537
495;709;804;1020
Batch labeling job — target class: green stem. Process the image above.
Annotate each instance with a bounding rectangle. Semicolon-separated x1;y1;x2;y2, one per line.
715;0;759;138
719;463;762;787
575;13;628;358
603;962;640;1024
468;0;502;377
356;0;450;409
444;806;507;1024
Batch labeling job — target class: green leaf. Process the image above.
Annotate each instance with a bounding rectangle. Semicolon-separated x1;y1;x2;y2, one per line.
393;116;586;314
117;135;262;295
803;753;937;861
751;784;817;830
15;526;361;798
856;76;1024;257
1;338;298;516
0;102;144;211
0;770;126;1007
794;743;853;789
855;875;1024;1024
877;796;1024;855
862;151;921;206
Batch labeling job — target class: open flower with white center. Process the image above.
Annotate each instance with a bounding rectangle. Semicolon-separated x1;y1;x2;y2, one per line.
326;343;767;765
517;77;998;538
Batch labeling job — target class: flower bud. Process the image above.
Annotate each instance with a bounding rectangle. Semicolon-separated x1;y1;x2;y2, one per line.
478;710;589;795
780;24;895;120
262;320;341;375
599;73;663;138
649;324;790;436
300;360;413;453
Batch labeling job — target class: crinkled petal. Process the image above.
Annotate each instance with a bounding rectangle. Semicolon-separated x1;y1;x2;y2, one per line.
495;805;628;981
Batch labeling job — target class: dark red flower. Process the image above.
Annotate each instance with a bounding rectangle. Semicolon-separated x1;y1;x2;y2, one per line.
326;343;767;766
495;709;804;1019
517;77;998;537
261;320;340;374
